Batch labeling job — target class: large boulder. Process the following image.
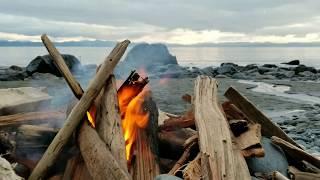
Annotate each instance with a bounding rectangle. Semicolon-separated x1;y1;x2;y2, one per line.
0;66;28;81
292;65;317;74
123;43;178;71
246;137;289;176
26;54;82;76
217;63;238;75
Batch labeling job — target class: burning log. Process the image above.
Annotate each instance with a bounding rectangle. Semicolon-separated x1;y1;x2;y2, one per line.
193;76;250;180
271;136;320;169
0;111;64;127
224;87;301;148
131;92;160;180
96;75;127;171
78;121;131;180
29;39;130;180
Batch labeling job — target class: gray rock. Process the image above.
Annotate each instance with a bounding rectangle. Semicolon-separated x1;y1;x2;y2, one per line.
298;71;315;77
200;66;217;76
123;43;177;71
242;64;258;71
217;63;238;75
232;72;247;79
246;137;289;176
0;67;28;81
215;74;229;78
154;174;182;180
282;60;300;65
262;64;278;68
26;54;82;77
293;65;317;74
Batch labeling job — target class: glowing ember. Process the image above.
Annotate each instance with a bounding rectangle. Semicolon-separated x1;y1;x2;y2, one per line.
119;87;149;162
86;105;97;128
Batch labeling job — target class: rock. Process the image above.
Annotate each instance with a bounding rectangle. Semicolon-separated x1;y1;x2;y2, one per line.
155;174;183;180
298;71;315;77
26;54;82;77
9;65;24;71
200;66;217;76
0;87;52;115
217;63;238;75
246;137;289;176
123;43;177;71
293;65;317;74
0;156;23;180
242;64;258;71
282;60;300;65
0;68;28;81
262;64;278;68
232;72;247;79
258;67;275;74
215;74;229;78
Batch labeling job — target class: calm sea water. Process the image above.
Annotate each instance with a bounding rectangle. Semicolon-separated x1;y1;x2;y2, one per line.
0;46;319;68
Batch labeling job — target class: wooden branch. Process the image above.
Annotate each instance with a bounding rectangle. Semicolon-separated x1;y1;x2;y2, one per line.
224;87;300;148
222;101;248;121
41;34;83;99
159;109;195;130
269;171;290;180
241;148;265;158
183;134;198;148
271;136;320;169
29;40;130;180
0;111;64;127
79;122;130;180
289;166;320;180
96;75;127;172
168;142;196;175
193;76;250;180
183;153;201;180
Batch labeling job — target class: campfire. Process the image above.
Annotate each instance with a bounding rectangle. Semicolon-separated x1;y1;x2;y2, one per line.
1;34;320;180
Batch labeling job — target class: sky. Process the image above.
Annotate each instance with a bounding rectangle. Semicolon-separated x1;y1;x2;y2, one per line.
1;0;320;44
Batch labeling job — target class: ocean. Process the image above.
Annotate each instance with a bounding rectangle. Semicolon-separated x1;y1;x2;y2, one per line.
0;46;320;68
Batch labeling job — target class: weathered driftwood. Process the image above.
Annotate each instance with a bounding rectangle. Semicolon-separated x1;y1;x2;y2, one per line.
41;34;83;99
268;171;290;180
222;101;248;121
132;92;160;180
241;147;265;158
183;153;201;180
193;76;250;180
78;122;130;180
168;142;196;175
289;166;320;180
159;109;195;130
181;94;192;104
29;40;130;180
224;87;300;148
0;111;64;127
0;87;52;116
271;136;320;169
235;123;262;150
96;75;127;172
158;128;196;159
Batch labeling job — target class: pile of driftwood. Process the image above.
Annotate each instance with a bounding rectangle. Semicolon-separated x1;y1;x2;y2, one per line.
0;34;320;180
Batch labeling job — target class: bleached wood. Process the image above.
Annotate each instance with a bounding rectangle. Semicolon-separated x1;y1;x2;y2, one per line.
0;111;64;127
79;122;131;180
224;87;300;148
41;34;83;99
29;40;130;180
235;123;262;150
96;75;127;172
272;136;320;169
193;76;250;180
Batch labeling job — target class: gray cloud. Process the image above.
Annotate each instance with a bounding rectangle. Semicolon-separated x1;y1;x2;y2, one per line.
0;0;320;43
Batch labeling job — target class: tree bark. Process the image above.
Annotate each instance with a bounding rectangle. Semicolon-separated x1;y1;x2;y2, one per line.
193;76;250;180
29;40;130;180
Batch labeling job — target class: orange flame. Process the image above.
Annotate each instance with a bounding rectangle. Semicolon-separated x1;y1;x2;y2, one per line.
119;87;149;162
86;105;96;128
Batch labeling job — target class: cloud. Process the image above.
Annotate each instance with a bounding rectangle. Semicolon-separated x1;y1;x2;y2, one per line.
0;0;320;44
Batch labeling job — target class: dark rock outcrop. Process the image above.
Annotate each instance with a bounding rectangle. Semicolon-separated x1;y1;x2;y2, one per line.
0;66;27;81
281;60;300;65
122;43;178;71
292;65;317;74
26;54;82;76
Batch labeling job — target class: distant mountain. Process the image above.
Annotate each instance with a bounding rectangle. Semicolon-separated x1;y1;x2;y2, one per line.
0;40;117;47
1;40;320;47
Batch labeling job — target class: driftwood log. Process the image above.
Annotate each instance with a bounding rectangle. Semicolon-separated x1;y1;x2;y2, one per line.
0;111;64;127
272;136;320;169
78;122;130;180
131;91;160;180
96;76;127;172
289;166;320;180
193;76;250;180
224;87;300;148
41;34;83;99
29;40;130;180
